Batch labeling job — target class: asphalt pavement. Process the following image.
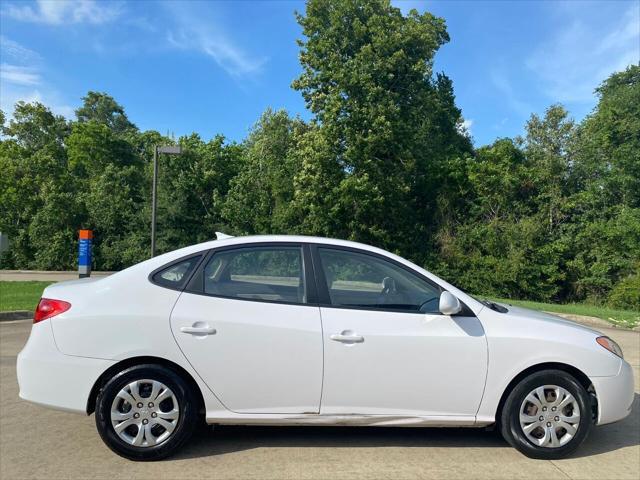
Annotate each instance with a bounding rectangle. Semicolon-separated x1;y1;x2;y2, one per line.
0;319;638;480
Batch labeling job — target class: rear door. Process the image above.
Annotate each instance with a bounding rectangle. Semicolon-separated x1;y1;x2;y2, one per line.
170;243;323;414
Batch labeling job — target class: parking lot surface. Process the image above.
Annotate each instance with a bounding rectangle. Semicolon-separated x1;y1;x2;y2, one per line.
1;319;638;480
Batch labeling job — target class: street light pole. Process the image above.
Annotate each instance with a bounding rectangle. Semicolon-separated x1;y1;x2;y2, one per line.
151;145;159;257
150;145;182;257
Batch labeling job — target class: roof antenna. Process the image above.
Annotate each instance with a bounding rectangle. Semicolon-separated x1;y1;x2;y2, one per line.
215;232;234;240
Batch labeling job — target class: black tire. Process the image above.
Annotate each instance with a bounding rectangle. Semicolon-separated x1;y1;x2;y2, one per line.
499;369;592;459
95;364;198;461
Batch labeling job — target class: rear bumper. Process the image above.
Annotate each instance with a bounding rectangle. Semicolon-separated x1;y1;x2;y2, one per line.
591;359;635;425
17;321;114;414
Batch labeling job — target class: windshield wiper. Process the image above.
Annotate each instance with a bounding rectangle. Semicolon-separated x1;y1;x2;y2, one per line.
481;300;509;313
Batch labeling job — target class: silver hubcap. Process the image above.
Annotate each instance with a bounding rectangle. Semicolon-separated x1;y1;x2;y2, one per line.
110;379;180;447
519;385;580;448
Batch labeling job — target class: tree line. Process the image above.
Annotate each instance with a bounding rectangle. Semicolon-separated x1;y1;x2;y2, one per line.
1;0;638;309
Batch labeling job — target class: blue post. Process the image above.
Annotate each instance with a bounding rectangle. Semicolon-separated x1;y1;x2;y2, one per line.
78;230;93;278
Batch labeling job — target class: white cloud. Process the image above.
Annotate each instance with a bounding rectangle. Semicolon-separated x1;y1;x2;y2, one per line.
168;29;266;78
0;84;75;119
527;4;640;103
0;88;43;113
3;0;122;25
595;6;639;55
0;38;74;119
165;3;266;78
1;64;41;86
0;36;42;63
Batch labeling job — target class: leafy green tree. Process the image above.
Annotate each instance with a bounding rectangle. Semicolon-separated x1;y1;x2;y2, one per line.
2;101;70;153
66;121;138;176
608;272;640;310
435;217;564;301
433;135;563;301
522;104;576;234
223;109;307;234
83;164;147;269
0;3;637;310
291;0;471;257
563;208;640;302
287;124;347;237
75;91;137;134
574;66;640;209
0;102;74;268
27;184;84;269
466;138;533;220
154;134;243;254
560;66;640;303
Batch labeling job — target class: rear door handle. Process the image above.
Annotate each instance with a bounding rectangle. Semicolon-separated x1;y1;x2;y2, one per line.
180;325;216;335
330;331;364;343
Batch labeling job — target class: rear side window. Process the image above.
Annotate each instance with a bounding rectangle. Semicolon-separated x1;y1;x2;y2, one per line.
152;256;201;290
203;246;306;304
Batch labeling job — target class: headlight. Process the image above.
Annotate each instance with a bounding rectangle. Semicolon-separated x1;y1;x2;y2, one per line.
596;336;624;358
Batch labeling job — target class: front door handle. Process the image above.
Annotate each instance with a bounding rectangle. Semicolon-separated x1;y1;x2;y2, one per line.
180;324;216;335
330;331;364;344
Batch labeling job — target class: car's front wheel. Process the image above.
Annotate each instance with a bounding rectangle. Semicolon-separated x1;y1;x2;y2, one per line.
95;364;198;461
500;369;593;459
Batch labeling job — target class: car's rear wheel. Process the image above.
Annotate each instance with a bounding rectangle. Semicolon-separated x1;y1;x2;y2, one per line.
95;364;198;461
500;369;593;459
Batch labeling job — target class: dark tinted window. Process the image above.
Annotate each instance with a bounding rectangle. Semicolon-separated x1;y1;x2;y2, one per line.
318;248;441;312
204;246;306;304
152;256;201;290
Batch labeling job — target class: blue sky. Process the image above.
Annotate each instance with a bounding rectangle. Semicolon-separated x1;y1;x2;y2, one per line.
1;0;638;146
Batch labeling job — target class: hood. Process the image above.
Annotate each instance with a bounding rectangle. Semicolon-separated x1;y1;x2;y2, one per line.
497;303;603;336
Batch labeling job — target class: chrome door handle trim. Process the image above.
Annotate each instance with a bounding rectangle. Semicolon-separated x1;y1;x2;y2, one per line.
330;333;364;343
180;326;216;335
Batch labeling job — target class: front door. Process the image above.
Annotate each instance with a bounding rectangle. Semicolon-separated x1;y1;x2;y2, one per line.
314;246;487;417
171;244;323;414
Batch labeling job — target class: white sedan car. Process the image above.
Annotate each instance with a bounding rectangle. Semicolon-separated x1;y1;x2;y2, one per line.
17;235;634;461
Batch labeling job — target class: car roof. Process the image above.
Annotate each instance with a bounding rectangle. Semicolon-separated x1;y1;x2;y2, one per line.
184;234;389;256
124;234;400;282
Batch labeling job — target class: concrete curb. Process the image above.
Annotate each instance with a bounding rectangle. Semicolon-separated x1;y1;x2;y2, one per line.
0;270;115;281
0;311;31;321
548;312;640;332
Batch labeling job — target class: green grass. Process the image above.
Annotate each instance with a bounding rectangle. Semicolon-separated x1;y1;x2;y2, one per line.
490;297;640;329
0;281;54;312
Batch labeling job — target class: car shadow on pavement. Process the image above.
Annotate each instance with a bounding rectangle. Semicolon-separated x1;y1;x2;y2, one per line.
176;424;505;460
174;393;639;461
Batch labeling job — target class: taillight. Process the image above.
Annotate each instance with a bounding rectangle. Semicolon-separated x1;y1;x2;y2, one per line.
34;298;71;323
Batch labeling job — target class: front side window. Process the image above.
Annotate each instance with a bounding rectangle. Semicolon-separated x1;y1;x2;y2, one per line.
318;248;441;313
152;256;201;290
204;246;306;304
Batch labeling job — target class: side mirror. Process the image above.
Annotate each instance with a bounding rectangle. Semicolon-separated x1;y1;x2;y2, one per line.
439;291;462;315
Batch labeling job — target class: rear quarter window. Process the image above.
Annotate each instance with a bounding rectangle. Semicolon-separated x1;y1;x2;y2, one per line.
151;255;201;290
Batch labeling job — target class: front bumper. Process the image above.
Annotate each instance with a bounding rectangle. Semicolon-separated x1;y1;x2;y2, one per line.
591;359;635;425
17;321;115;414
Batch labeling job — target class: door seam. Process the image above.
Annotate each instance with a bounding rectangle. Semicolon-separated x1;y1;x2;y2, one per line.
168;290;234;412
